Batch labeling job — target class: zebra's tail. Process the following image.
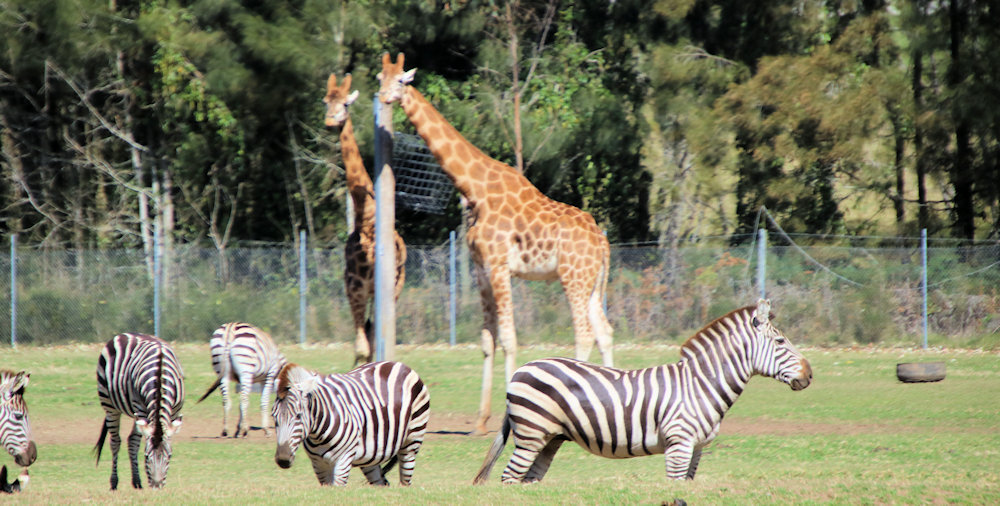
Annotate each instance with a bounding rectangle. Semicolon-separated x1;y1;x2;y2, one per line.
196;376;222;404
472;413;511;485
93;418;109;466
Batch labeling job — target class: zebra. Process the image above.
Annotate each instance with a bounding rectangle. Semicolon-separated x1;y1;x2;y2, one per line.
94;333;185;490
0;370;36;473
473;299;812;484
196;322;287;437
272;361;430;486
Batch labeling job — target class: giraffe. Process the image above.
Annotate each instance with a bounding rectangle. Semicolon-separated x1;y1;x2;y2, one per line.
323;73;407;365
377;53;613;435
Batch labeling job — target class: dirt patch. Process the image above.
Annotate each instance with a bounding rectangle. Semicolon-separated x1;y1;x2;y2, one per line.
31;409;938;449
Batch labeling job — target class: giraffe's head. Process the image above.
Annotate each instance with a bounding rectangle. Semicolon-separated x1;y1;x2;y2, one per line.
323;74;360;128
377;52;415;105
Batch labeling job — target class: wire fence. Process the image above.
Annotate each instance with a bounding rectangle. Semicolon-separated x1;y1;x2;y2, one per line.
2;234;999;349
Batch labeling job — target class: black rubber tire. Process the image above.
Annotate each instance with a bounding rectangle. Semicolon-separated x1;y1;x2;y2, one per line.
896;361;946;383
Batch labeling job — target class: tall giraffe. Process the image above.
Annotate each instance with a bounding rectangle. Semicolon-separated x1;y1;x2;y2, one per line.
377;53;613;435
323;73;406;365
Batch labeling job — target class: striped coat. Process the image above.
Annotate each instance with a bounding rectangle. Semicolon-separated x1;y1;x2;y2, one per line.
272;361;430;486
94;333;185;490
0;370;36;469
197;322;287;437
474;299;812;483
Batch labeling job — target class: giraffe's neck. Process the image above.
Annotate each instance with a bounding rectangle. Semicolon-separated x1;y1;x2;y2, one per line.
340;118;375;232
400;86;518;202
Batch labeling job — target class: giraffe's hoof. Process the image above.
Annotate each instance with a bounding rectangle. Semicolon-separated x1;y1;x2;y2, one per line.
221;430;228;438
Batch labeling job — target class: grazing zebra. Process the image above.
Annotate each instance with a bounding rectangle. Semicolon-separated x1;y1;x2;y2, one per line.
272;361;430;486
94;333;185;490
196;322;287;437
474;299;812;484
0;370;36;470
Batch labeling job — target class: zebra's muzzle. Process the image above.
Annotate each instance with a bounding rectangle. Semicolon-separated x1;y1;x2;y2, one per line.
13;442;36;467
275;445;294;469
790;359;813;391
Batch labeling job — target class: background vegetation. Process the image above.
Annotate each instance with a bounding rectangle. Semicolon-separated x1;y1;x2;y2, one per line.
3;0;1000;255
2;343;998;504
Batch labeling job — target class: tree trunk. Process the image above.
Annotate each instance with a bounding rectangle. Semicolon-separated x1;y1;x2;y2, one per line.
949;0;975;240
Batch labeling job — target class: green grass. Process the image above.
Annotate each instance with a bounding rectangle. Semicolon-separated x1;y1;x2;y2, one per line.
2;343;999;504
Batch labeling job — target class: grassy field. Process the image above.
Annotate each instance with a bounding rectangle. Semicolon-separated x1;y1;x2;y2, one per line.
2;342;998;504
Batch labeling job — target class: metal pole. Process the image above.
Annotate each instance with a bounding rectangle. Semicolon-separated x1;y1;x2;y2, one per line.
153;223;162;337
373;95;396;362
10;235;16;347
299;229;307;346
449;230;457;347
921;228;928;349
757;228;767;299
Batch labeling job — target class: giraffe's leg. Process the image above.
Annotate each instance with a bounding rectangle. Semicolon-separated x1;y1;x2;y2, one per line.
560;271;597;363
474;262;500;436
127;422;143;489
394;234;407;301
106;413;122;490
588;267;614;367
237;371;253;437
491;266;517;384
346;269;373;365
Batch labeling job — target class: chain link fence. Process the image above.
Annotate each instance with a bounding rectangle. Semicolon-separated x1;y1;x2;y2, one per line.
2;236;999;348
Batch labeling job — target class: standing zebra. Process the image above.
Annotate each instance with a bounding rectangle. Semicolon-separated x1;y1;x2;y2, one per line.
474;299;812;484
95;333;185;490
272;361;430;486
196;322;287;437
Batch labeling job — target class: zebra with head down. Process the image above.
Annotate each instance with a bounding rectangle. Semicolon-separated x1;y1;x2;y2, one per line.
271;361;430;486
94;333;185;490
1;370;35;493
474;299;812;484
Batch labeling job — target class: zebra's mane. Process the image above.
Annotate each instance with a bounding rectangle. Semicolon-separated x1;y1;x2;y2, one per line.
152;347;165;445
679;305;758;355
276;363;315;399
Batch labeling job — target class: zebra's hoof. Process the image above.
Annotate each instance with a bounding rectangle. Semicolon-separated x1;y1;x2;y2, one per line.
221;430;228;437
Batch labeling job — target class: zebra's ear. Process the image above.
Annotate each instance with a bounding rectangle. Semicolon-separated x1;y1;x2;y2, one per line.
12;371;29;395
167;418;182;437
753;299;771;327
135;419;153;439
299;373;319;395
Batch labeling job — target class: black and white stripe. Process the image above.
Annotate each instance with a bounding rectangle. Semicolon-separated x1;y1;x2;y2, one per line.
0;370;36;469
474;299;812;483
272;361;430;486
197;322;287;437
94;333;185;490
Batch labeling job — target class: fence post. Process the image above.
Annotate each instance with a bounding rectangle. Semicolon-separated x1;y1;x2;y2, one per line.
153;223;162;337
373;95;397;362
9;234;16;347
921;228;928;349
299;229;308;346
757;228;767;299
449;230;457;347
